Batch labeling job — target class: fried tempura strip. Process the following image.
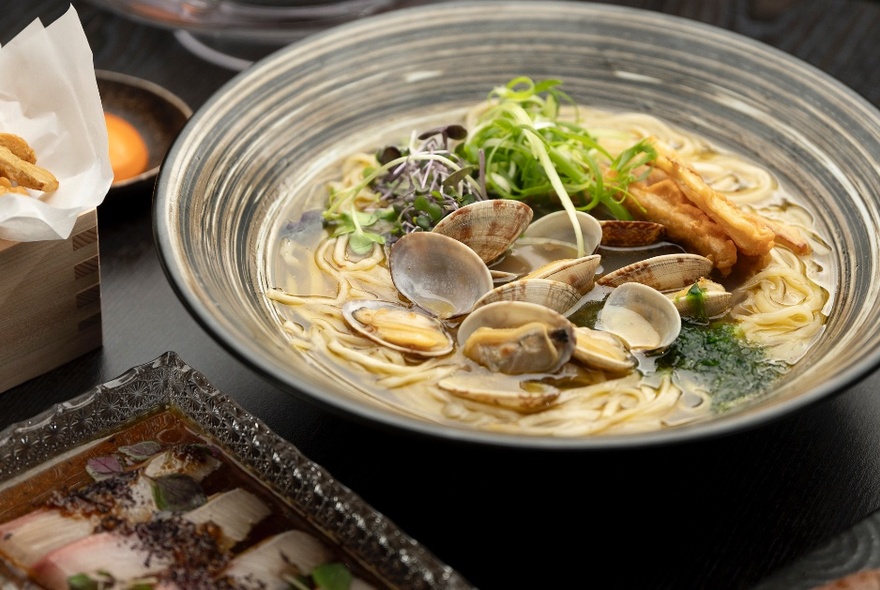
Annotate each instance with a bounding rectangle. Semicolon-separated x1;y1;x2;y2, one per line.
0;133;37;164
745;212;812;256
647;137;775;257
627;179;739;275
0;145;58;192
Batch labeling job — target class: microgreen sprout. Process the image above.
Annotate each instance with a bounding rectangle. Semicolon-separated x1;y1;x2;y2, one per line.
323;125;484;253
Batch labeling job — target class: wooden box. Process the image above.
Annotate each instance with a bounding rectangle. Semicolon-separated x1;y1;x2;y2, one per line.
0;209;102;393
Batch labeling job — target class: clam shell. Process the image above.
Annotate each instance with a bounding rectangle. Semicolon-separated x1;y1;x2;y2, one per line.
488;236;579;277
473;278;582;314
572;326;636;372
432;199;533;264
389;231;493;319
596;253;714;291
437;374;560;413
342;299;454;357
599;220;666;247
457;300;576;374
524;254;601;295
523;209;603;255
597;282;681;351
667;279;733;318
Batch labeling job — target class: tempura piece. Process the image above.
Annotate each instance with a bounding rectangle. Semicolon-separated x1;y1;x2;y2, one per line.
0;133;37;163
647;137;775;257
627;179;739;275
746;211;813;256
0;144;58;192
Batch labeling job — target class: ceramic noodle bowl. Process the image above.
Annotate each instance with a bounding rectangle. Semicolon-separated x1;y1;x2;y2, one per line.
154;2;880;449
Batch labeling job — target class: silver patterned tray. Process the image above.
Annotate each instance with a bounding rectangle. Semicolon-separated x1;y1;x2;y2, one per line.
0;351;474;590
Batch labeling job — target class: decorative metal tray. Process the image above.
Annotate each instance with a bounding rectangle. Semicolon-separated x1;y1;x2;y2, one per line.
0;351;473;590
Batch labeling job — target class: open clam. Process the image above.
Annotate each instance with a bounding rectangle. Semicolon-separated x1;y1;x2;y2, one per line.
596;253;714;292
572;326;636;372
473;278;582;315
486;236;579;279
342;299;454;357
599;220;667;247
389;231;493;319
437;374;560;413
457;301;576;374
667;278;732;319
523;254;602;295
523;209;603;256
432;199;533;264
596;282;681;351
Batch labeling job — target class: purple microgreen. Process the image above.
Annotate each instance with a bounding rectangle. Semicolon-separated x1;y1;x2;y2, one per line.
417;124;468;142
85;455;124;481
280;209;325;245
150;474;207;513
118;441;162;462
377;145;402;165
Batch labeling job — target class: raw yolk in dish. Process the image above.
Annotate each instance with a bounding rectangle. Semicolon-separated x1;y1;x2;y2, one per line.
105;112;149;182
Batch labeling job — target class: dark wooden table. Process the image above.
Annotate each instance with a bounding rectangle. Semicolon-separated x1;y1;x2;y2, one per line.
4;1;880;588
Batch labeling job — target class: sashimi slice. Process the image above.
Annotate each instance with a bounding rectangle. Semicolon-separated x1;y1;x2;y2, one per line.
183;488;271;550
30;531;171;590
0;509;94;568
221;530;334;589
0;446;221;571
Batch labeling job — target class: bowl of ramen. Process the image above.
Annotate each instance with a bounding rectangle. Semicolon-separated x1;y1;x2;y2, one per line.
154;1;880;449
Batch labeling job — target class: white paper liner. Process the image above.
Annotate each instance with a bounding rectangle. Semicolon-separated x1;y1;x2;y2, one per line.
0;4;113;242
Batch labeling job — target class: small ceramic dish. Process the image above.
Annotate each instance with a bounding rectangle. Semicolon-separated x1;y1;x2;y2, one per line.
96;70;191;193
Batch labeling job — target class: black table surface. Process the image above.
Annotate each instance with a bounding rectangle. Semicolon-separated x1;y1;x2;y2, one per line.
4;1;880;589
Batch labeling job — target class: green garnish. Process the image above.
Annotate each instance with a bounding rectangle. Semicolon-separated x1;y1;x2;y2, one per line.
321;77;656;257
284;562;354;590
656;321;786;412
322;126;481;252
457;76;656;255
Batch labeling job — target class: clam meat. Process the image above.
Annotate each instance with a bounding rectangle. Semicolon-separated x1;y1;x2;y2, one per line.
342;300;453;357
457;301;576;374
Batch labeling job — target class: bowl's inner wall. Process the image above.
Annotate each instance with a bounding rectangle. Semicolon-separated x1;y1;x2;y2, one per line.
156;2;880;447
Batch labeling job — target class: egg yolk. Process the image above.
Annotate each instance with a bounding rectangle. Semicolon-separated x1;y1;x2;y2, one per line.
104;112;149;183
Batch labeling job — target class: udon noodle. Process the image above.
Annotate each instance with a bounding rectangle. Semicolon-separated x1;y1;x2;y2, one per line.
268;86;831;437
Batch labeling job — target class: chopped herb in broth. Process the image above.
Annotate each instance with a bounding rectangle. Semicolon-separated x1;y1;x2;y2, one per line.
656;321;786;412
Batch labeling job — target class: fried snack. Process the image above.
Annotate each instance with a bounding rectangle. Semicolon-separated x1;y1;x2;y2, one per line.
746;211;813;255
0;133;37;164
0;144;59;193
627;179;739;275
647;136;775;257
0;176;29;196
